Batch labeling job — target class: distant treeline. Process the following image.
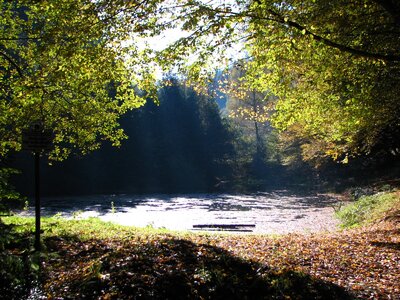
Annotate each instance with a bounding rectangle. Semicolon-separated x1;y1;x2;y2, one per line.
9;79;400;197
12;81;237;195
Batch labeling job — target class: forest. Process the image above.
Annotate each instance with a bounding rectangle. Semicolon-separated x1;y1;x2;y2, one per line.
0;0;399;198
10;76;297;195
1;0;399;299
10;73;398;196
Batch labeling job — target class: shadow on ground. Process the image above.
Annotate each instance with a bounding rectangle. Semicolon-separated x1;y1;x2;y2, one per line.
42;235;354;299
0;221;40;300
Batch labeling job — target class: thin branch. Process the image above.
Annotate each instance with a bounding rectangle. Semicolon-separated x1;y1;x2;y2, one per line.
0;37;41;41
0;50;24;77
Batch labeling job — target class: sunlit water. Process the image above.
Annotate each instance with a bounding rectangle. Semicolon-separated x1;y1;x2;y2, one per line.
19;191;341;234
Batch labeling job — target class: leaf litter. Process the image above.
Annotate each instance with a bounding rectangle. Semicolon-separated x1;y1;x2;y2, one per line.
38;220;400;299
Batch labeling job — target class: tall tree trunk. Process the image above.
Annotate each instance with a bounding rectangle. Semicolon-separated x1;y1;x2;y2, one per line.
252;90;263;156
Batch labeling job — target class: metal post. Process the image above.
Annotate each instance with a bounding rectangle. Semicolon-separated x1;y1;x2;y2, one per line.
34;151;41;252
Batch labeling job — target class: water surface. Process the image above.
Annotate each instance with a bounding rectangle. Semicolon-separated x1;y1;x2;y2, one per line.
20;191;340;234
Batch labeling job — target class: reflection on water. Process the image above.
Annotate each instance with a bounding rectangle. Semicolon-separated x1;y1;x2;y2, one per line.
19;191;340;234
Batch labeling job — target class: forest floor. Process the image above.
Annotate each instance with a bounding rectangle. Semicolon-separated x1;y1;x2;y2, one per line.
1;191;399;299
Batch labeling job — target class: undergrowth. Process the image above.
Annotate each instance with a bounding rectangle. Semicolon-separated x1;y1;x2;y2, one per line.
336;189;400;228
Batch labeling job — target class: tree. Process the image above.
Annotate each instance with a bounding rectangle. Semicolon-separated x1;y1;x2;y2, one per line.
0;0;161;160
150;0;400;164
3;0;398;179
12;77;236;195
119;78;235;192
248;0;400;163
224;64;273;158
0;167;23;212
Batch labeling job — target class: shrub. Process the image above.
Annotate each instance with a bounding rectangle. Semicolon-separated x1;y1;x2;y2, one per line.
336;191;399;227
0;168;24;214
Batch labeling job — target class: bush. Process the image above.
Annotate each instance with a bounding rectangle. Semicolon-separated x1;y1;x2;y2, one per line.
336;190;399;227
0;168;24;214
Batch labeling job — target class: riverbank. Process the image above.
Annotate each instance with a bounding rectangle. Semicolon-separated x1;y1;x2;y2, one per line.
1;190;399;299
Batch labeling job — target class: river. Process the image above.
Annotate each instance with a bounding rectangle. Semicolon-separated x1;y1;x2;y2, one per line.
19;191;341;234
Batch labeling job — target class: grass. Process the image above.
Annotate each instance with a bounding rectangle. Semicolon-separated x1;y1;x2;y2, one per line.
336;189;400;228
2;215;168;240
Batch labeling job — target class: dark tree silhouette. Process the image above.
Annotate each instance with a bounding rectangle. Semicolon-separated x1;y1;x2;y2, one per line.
13;79;236;195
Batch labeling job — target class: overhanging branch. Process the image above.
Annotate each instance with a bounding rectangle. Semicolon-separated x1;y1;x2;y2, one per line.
262;9;400;62
196;4;400;61
284;18;400;61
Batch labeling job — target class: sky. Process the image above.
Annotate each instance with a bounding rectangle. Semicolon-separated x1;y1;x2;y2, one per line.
129;0;247;79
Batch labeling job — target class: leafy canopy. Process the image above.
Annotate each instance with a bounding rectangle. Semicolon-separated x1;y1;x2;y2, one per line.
2;0;399;164
149;0;400;163
0;0;161;159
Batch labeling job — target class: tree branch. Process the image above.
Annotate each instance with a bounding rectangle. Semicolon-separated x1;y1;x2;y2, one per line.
285;19;400;61
0;50;24;77
261;9;400;62
0;37;40;41
195;4;400;61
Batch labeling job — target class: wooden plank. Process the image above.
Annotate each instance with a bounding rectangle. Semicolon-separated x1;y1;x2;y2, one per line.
192;228;254;232
193;224;256;229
